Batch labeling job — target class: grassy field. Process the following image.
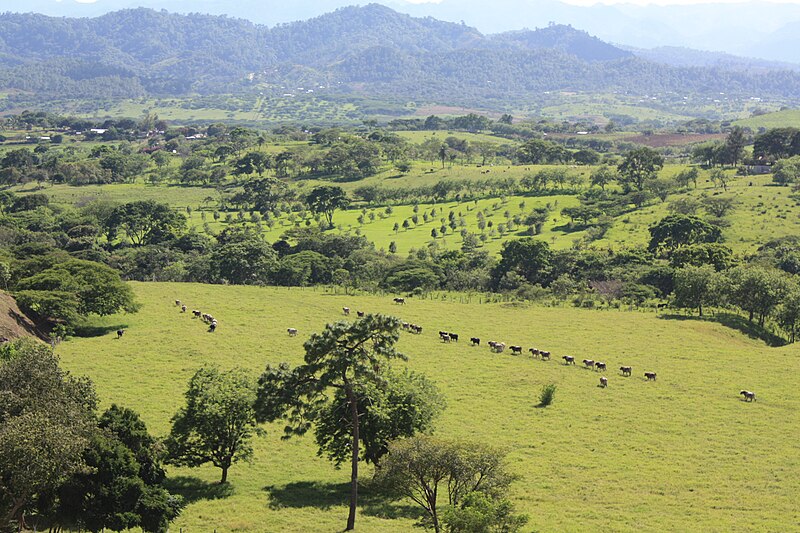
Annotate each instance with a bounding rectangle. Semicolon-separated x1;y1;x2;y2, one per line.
56;282;800;532
734;109;800;130
22;162;800;256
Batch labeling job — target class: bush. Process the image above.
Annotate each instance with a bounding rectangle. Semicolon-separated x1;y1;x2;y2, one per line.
538;383;557;407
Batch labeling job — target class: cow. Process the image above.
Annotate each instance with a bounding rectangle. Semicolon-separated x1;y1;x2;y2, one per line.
181;305;187;313
583;359;595;368
393;297;406;305
116;329;125;339
740;390;756;402
411;324;423;334
595;361;607;372
563;355;575;365
529;348;539;357
209;322;217;333
599;376;608;388
287;328;298;337
192;310;201;318
619;366;632;376
540;351;551;360
493;342;506;353
510;345;522;355
357;311;365;318
449;333;459;342
440;333;451;343
644;372;657;381
343;307;350;316
175;299;182;306
470;337;481;346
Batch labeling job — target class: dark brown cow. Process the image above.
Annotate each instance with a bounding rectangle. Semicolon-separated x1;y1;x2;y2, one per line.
619;366;632;376
510;345;522;355
594;361;607;372
644;372;657;381
563;355;575;365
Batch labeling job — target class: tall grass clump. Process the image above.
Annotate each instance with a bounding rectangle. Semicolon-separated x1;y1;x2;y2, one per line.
538;383;557;407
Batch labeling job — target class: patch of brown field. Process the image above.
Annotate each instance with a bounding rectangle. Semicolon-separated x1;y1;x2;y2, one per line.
623;133;726;147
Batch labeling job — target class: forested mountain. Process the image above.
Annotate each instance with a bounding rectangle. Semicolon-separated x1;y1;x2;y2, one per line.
625;46;800;73
3;4;800;107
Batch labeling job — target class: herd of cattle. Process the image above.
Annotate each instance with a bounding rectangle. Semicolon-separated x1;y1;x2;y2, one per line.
161;296;755;401
343;299;756;400
434;328;650;388
175;300;218;332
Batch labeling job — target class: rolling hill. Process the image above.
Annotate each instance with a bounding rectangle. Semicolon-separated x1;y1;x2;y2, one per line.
3;5;800;110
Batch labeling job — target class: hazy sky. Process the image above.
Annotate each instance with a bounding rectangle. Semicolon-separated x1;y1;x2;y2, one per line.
402;0;800;4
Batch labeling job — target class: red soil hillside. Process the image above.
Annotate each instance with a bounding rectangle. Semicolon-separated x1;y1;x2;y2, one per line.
0;292;47;341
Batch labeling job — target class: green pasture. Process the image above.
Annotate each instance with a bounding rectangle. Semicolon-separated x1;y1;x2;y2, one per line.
394;130;517;145
734;108;800;130
594;172;800;254
56;282;800;532
17;162;800;255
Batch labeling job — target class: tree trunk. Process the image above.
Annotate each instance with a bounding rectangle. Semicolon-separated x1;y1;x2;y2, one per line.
699;303;703;317
346;385;359;531
220;465;229;484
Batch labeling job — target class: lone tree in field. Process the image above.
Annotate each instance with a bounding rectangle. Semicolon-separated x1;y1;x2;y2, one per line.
375;436;521;533
255;314;405;531
673;265;719;317
105;200;186;246
617;147;664;192
305;186;349;227
165;366;259;484
648;215;722;254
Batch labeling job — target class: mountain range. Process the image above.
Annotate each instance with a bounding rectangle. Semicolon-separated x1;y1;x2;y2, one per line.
2;4;800;111
13;0;800;64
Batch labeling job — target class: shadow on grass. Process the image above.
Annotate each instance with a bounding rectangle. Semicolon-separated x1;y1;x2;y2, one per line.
659;312;787;347
263;480;419;520
72;323;128;338
163;475;234;504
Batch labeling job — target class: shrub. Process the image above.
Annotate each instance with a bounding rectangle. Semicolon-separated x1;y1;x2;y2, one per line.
538;383;557;407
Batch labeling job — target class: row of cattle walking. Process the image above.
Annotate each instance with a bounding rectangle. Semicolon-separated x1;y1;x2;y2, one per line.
176;300;218;332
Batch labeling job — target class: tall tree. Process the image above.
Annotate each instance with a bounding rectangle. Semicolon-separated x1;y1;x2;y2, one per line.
617;147;664;192
314;369;444;467
255;314;405;531
672;265;719;316
305;186;349;227
0;340;97;529
105;200;186;246
376;436;518;533
491;238;553;288
165;366;259;483
722;126;746;166
648;215;722;254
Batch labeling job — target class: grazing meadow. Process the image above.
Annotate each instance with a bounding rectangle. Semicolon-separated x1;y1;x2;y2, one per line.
57;282;800;532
